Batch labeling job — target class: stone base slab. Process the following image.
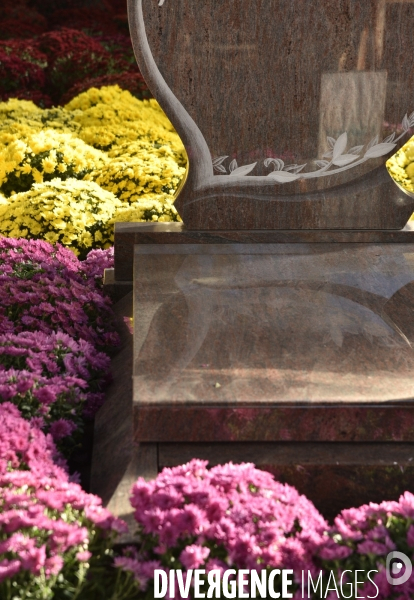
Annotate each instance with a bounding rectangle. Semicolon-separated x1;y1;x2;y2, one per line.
114;221;414;281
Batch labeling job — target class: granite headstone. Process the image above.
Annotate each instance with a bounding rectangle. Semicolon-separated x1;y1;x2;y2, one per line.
128;0;414;229
92;1;414;522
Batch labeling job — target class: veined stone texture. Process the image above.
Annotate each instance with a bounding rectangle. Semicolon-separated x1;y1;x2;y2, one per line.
128;0;414;229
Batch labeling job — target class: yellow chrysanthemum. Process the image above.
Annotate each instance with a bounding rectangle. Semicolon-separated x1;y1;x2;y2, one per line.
386;136;414;196
0;130;107;196
85;154;186;201
0;178;121;258
0;99;79;137
0;192;8;218
0;87;187;253
64;86;187;162
0;98;42;119
112;193;182;224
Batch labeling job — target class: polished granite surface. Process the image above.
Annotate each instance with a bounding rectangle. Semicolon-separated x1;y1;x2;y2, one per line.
93;283;414;520
128;0;414;228
114;221;414;282
134;243;414;406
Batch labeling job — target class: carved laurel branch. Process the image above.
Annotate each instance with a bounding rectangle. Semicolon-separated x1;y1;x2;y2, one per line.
155;0;412;180
213;112;414;180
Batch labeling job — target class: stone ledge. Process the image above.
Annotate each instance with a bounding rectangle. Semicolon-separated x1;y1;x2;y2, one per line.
114;221;414;281
103;268;133;302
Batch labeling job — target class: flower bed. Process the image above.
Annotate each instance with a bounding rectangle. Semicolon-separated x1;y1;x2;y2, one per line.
0;234;141;597
1;179;119;257
0;130;107;196
0;86;186;254
119;460;328;598
318;495;414;599
0;22;148;106
0;402;138;600
386;137;414;200
0;229;410;597
115;460;414;600
0;238;118;349
0;0;47;41
3;401;414;600
0;237;117;456
61;71;152;105
1;13;414;595
0;330;111;452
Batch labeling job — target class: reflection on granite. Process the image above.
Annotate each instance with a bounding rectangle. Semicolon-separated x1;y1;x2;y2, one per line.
142;0;414;176
93;246;414;519
134;244;414;406
128;0;414;228
114;221;414;282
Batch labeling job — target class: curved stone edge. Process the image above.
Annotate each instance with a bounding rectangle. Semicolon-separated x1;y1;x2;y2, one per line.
127;0;414;230
127;0;213;192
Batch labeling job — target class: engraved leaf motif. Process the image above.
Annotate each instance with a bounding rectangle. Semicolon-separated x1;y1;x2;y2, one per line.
212;156;228;166
267;171;301;182
332;132;348;160
229;159;238;173
402;114;410;131
364;143;396;158
213;108;409;182
382;133;396;143
264;158;284;171
348;145;364;155
229;162;257;176
367;135;379;150
284;163;306;173
332;154;359;167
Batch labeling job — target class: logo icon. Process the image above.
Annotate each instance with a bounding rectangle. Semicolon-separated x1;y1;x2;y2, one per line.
386;551;412;585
